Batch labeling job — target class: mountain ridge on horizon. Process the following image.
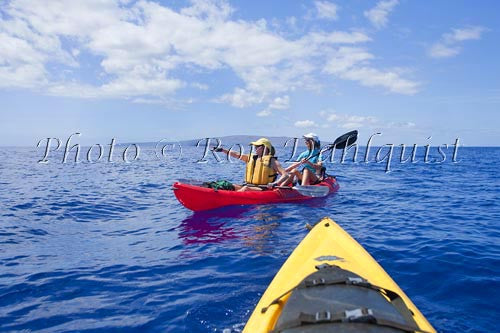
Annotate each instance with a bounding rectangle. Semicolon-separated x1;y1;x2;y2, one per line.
133;135;312;147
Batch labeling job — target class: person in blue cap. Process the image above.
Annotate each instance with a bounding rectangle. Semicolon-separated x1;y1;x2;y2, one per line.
284;133;324;186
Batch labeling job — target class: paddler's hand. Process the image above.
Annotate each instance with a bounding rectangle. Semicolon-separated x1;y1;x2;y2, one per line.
267;182;277;189
211;147;224;152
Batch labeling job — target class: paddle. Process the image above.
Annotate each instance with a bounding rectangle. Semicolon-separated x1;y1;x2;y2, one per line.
286;184;329;197
256;184;330;197
331;130;358;149
284;130;358;172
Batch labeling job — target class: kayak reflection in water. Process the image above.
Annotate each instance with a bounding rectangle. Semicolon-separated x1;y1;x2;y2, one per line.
213;138;290;192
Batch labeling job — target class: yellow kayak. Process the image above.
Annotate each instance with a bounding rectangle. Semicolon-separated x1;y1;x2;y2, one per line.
244;217;436;333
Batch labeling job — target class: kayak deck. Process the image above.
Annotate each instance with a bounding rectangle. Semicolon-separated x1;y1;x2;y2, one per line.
173;177;339;211
243;217;436;332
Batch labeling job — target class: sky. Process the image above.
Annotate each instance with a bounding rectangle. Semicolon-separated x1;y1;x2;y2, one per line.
1;0;499;147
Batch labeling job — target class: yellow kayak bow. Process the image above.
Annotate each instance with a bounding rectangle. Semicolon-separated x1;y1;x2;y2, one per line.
244;217;436;333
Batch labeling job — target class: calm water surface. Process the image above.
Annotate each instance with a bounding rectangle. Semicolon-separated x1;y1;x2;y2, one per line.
0;144;498;332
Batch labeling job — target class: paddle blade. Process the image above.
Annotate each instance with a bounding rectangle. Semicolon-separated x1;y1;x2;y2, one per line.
332;130;358;149
293;185;330;198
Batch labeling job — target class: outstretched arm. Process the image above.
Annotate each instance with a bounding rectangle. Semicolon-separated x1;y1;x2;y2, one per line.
214;147;249;163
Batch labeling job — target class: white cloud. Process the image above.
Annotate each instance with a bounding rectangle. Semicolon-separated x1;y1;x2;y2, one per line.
341;122;361;129
257;109;272;117
0;62;47;89
314;1;339;20
269;95;290;110
286;16;297;29
364;0;399;29
304;31;371;45
339;67;419;95
319;111;418;131
445;26;484;42
129;96;192;109
0;0;419;104
0;31;47;88
217;63;316;108
324;47;419;95
429;26;485;58
294;120;318;128
191;82;209;90
254;95;290;117
320;111;378;129
428;44;460;58
324;47;373;74
218;88;265;108
387;121;415;128
181;0;234;22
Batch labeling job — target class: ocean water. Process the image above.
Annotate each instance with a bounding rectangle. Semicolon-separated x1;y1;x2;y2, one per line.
0;143;498;332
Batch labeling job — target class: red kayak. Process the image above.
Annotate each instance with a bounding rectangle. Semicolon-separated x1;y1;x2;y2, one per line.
173;176;339;211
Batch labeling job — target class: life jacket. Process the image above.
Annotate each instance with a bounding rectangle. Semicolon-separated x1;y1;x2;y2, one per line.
245;155;278;185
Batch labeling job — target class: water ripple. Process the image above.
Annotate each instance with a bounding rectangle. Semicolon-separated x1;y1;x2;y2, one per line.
0;146;498;332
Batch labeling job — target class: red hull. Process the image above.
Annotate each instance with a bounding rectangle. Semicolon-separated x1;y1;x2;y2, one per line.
173;177;339;211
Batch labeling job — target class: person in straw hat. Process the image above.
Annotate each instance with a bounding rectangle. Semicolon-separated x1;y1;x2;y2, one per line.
214;137;289;191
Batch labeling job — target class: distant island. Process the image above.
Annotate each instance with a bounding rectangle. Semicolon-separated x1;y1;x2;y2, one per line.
136;135;326;148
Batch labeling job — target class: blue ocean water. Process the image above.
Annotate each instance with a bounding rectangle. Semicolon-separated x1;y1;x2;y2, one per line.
0;143;498;332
